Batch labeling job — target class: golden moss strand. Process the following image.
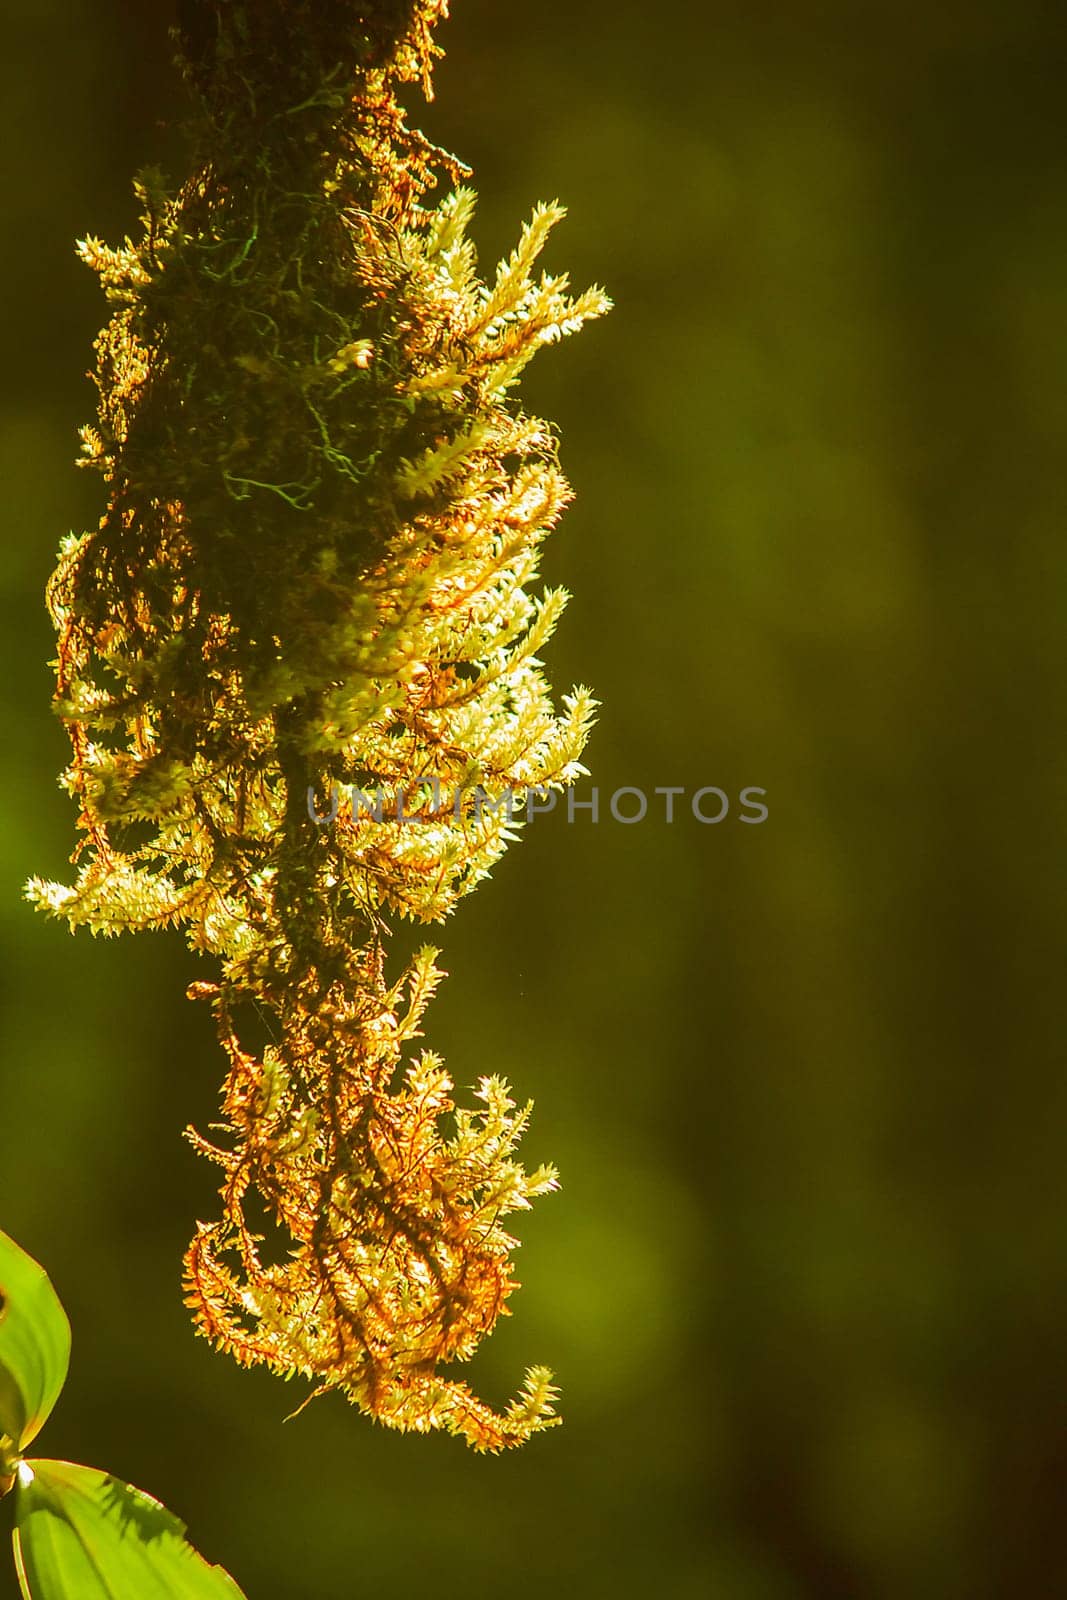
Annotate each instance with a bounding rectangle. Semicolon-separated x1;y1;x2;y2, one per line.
29;0;608;1450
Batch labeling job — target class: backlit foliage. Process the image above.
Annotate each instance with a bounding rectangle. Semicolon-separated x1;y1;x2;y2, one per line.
28;0;608;1450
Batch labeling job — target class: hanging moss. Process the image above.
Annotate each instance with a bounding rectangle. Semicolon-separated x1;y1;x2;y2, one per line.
29;0;609;1450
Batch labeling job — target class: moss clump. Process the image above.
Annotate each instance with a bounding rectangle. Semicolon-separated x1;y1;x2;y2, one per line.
30;0;608;1449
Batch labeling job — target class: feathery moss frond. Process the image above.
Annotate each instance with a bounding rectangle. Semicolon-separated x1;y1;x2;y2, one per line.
30;0;609;1451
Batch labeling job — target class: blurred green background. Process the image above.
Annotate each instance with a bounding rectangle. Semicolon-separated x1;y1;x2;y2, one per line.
3;1;1067;1595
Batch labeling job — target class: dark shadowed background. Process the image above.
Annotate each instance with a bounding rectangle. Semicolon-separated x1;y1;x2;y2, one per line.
2;2;1067;1595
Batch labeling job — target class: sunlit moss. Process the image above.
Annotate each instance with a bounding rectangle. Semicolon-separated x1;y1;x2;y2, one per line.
28;0;608;1450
